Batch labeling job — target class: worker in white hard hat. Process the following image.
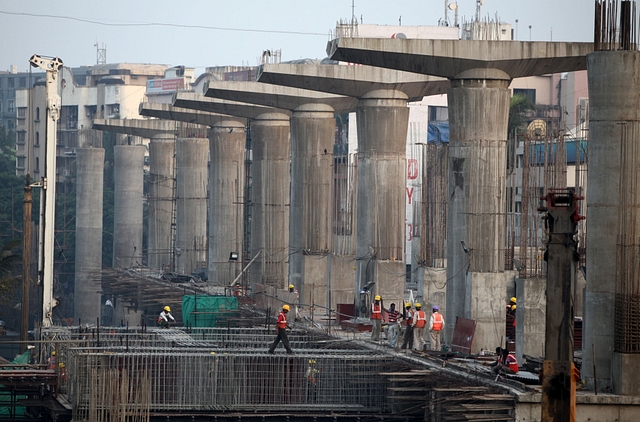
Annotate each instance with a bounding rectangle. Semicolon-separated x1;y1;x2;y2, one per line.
269;304;293;354
370;295;383;341
158;305;175;328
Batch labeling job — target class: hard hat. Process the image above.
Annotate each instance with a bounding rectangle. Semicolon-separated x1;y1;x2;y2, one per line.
415;303;422;308
52;351;56;356
283;304;290;311
309;359;316;364
164;306;171;312
374;295;381;301
59;363;65;369
289;284;295;290
433;305;439;311
510;297;517;304
405;302;412;308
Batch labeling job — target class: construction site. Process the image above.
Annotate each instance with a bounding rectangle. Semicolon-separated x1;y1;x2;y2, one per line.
4;0;640;421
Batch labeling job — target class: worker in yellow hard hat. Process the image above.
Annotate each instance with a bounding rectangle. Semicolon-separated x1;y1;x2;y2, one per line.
158;305;175;328
370;295;383;341
507;297;517;316
400;302;415;351
412;303;428;351
268;304;293;354
288;283;301;321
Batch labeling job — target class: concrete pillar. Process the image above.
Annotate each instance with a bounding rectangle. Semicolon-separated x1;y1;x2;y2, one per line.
289;104;335;306
209;119;246;286
355;89;408;305
113;145;145;268
175;137;208;275
584;50;640;394
445;70;511;352
148;133;175;271
250;113;291;290
515;277;546;366
74;148;104;324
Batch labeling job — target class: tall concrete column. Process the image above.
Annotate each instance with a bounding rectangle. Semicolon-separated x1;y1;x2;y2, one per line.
583;50;640;394
355;89;408;302
250;113;291;289
148;133;175;271
446;71;511;351
175;137;208;275
75;148;104;324
113;145;145;268
289;104;336;304
209;119;246;286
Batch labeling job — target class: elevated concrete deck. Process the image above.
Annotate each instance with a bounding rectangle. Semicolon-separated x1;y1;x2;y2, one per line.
92;118;182;137
327;39;593;79
172;92;290;119
139;102;246;127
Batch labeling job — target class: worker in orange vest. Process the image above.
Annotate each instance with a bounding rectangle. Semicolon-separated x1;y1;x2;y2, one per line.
268;304;293;354
371;295;383;341
429;305;445;351
412;303;427;350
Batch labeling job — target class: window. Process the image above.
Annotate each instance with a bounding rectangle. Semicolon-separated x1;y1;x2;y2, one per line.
108;104;120;116
428;105;448;122
516;155;523;169
35;132;40;146
16;156;25;169
16;131;26;144
513;88;536;105
8;78;14;88
36;107;40;121
35;157;39;172
0;100;2;113
17;107;26;118
8;100;14;113
19;77;26;88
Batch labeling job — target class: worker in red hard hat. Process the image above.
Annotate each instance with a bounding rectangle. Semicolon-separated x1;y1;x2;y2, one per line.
268;304;293;354
429;305;444;351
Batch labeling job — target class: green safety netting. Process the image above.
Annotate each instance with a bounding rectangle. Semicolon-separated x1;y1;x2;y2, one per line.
0;350;31;416
182;295;238;327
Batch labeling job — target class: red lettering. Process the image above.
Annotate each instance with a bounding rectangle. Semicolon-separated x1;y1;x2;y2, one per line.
407;159;418;180
407;224;413;241
406;187;414;205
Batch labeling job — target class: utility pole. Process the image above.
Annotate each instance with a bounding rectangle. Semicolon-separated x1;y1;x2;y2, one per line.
539;189;584;422
29;55;63;328
20;175;32;354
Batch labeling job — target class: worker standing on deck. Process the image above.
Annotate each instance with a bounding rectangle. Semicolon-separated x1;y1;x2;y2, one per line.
158;306;175;328
400;302;415;351
386;303;400;348
429;305;444;351
371;295;383;341
412;303;427;350
269;304;294;354
288;284;302;321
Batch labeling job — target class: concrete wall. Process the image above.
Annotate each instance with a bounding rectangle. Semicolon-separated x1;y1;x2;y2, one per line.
328;256;357;310
113;145;144;268
515;277;546;364
468;271;513;353
74;148;104;325
208;121;245;286
175;137;208;275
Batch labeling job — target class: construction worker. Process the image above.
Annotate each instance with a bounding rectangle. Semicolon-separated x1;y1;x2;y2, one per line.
488;347;519;376
400;302;415;351
386;303;401;348
288;284;301;321
158;305;175;328
412;303;427;350
429;305;444;351
268;304;294;354
370;295;383;341
507;297;517;316
47;351;56;370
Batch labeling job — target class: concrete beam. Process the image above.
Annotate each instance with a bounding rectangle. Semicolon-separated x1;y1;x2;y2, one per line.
92;118;179;137
172;92;290;119
139;102;247;127
257;64;449;100
327;38;593;79
204;81;358;113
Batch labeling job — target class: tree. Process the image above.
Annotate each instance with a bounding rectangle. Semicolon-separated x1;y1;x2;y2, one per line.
508;93;536;140
0;239;21;308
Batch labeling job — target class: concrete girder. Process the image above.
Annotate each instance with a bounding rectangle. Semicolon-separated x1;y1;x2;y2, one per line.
327;38;593;79
172;92;290;119
204;81;358;113
139;102;247;127
256;63;449;101
92;118;181;138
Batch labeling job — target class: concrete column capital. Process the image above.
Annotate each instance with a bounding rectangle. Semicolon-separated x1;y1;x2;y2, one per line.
252;112;291;126
150;132;175;141
453;68;511;82
292;103;336;119
210;118;246;134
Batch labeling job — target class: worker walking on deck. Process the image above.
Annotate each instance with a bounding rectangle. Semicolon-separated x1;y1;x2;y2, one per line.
371;295;383;341
412;303;427;350
269;304;294;354
158;306;175;328
289;284;302;321
386;303;400;348
429;305;444;351
400;302;415;351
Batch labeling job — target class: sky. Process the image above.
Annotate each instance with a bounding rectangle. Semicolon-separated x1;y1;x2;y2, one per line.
0;0;593;76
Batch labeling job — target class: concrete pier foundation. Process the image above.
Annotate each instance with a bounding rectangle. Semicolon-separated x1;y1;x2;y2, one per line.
584;50;640;394
148;133;176;271
175;137;208;276
250;113;291;289
208;119;246;286
74;148;105;324
355;89;409;303
113;145;145;269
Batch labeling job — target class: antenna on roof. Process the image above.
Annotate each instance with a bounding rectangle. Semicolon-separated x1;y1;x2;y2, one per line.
94;41;106;65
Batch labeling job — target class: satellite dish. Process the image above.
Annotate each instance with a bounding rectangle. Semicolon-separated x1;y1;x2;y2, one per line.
448;2;457;10
391;32;407;39
527;119;547;138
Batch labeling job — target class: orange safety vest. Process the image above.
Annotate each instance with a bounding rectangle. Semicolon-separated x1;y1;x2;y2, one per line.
432;312;443;331
277;311;288;329
371;303;382;320
414;310;427;328
500;353;519;373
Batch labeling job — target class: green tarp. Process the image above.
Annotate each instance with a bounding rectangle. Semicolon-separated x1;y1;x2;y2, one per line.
0;350;31;416
182;295;238;327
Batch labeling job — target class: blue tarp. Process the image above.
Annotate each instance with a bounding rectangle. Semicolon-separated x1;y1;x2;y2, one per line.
427;121;450;145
